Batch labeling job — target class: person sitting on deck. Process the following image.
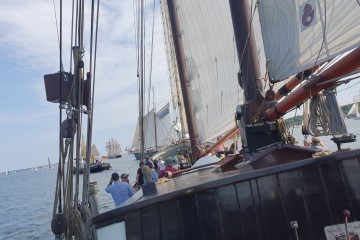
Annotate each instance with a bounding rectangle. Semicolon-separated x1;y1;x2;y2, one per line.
215;138;225;157
309;137;328;152
226;143;236;155
304;139;312;147
159;158;179;178
157;157;165;171
105;172;134;207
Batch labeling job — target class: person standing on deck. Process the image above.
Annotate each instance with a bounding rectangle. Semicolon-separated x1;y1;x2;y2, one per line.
105;172;134;207
135;162;145;189
142;160;158;184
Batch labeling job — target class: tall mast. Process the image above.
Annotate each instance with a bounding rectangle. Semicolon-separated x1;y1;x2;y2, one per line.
167;0;200;159
139;0;145;162
153;88;158;149
228;0;267;124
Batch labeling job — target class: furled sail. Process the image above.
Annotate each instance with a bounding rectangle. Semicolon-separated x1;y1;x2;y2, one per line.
258;0;360;81
161;0;242;144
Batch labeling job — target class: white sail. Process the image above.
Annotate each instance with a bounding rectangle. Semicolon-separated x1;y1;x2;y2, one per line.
48;157;53;170
131;103;174;151
347;103;357;116
258;0;360;81
161;0;242;144
161;3;189;135
91;144;100;158
347;94;360;118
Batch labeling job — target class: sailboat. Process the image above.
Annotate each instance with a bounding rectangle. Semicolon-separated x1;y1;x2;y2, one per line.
5;168;10;175
73;143;111;174
129;103;174;159
48;157;53;170
46;0;360;239
347;93;360;120
105;138;122;158
92;1;360;240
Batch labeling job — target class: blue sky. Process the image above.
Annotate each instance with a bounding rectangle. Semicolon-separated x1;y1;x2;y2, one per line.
0;0;170;171
1;0;359;172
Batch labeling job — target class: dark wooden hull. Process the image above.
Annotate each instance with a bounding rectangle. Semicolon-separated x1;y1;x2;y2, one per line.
92;149;360;240
73;162;111;174
133;150;158;160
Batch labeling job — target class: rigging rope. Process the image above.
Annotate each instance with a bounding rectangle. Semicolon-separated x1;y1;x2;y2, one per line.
275;118;297;144
51;0;101;238
308;92;347;136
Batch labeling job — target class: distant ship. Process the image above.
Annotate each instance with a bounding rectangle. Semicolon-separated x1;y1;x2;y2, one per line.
347;93;360;120
73;142;111;174
48;157;53;170
105;138;122;158
5;168;10;175
129;103;174;160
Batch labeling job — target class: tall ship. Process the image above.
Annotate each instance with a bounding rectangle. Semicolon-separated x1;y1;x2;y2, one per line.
347;93;360;119
105;138;122;158
46;0;360;239
129;103;175;159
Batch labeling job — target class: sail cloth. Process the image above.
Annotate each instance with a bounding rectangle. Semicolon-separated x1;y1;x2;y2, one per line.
131;104;173;151
258;0;360;82
161;0;242;144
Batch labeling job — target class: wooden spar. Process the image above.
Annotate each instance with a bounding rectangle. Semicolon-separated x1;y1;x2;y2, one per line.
198;127;239;158
210;127;238;150
265;47;360;121
274;66;320;101
167;0;201;159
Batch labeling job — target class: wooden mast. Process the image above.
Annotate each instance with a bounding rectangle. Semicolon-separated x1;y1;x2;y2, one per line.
167;0;200;159
228;0;267;124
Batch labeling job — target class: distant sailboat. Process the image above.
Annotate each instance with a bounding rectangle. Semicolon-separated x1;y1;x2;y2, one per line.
5;168;10;175
34;167;38;172
347;93;360;119
105;138;122;158
129;103;174;159
73;143;111;174
48;157;53;170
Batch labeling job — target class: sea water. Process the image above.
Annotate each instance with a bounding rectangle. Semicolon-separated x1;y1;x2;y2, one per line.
0;119;358;239
0;154;139;240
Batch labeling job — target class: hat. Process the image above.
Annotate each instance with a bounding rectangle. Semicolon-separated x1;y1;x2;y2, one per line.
145;155;150;159
164;157;174;167
111;172;119;181
311;136;321;143
120;173;129;179
145;159;153;167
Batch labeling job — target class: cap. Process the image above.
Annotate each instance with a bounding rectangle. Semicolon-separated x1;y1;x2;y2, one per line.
120;173;129;179
111;172;119;181
164;157;174;167
311;136;321;143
